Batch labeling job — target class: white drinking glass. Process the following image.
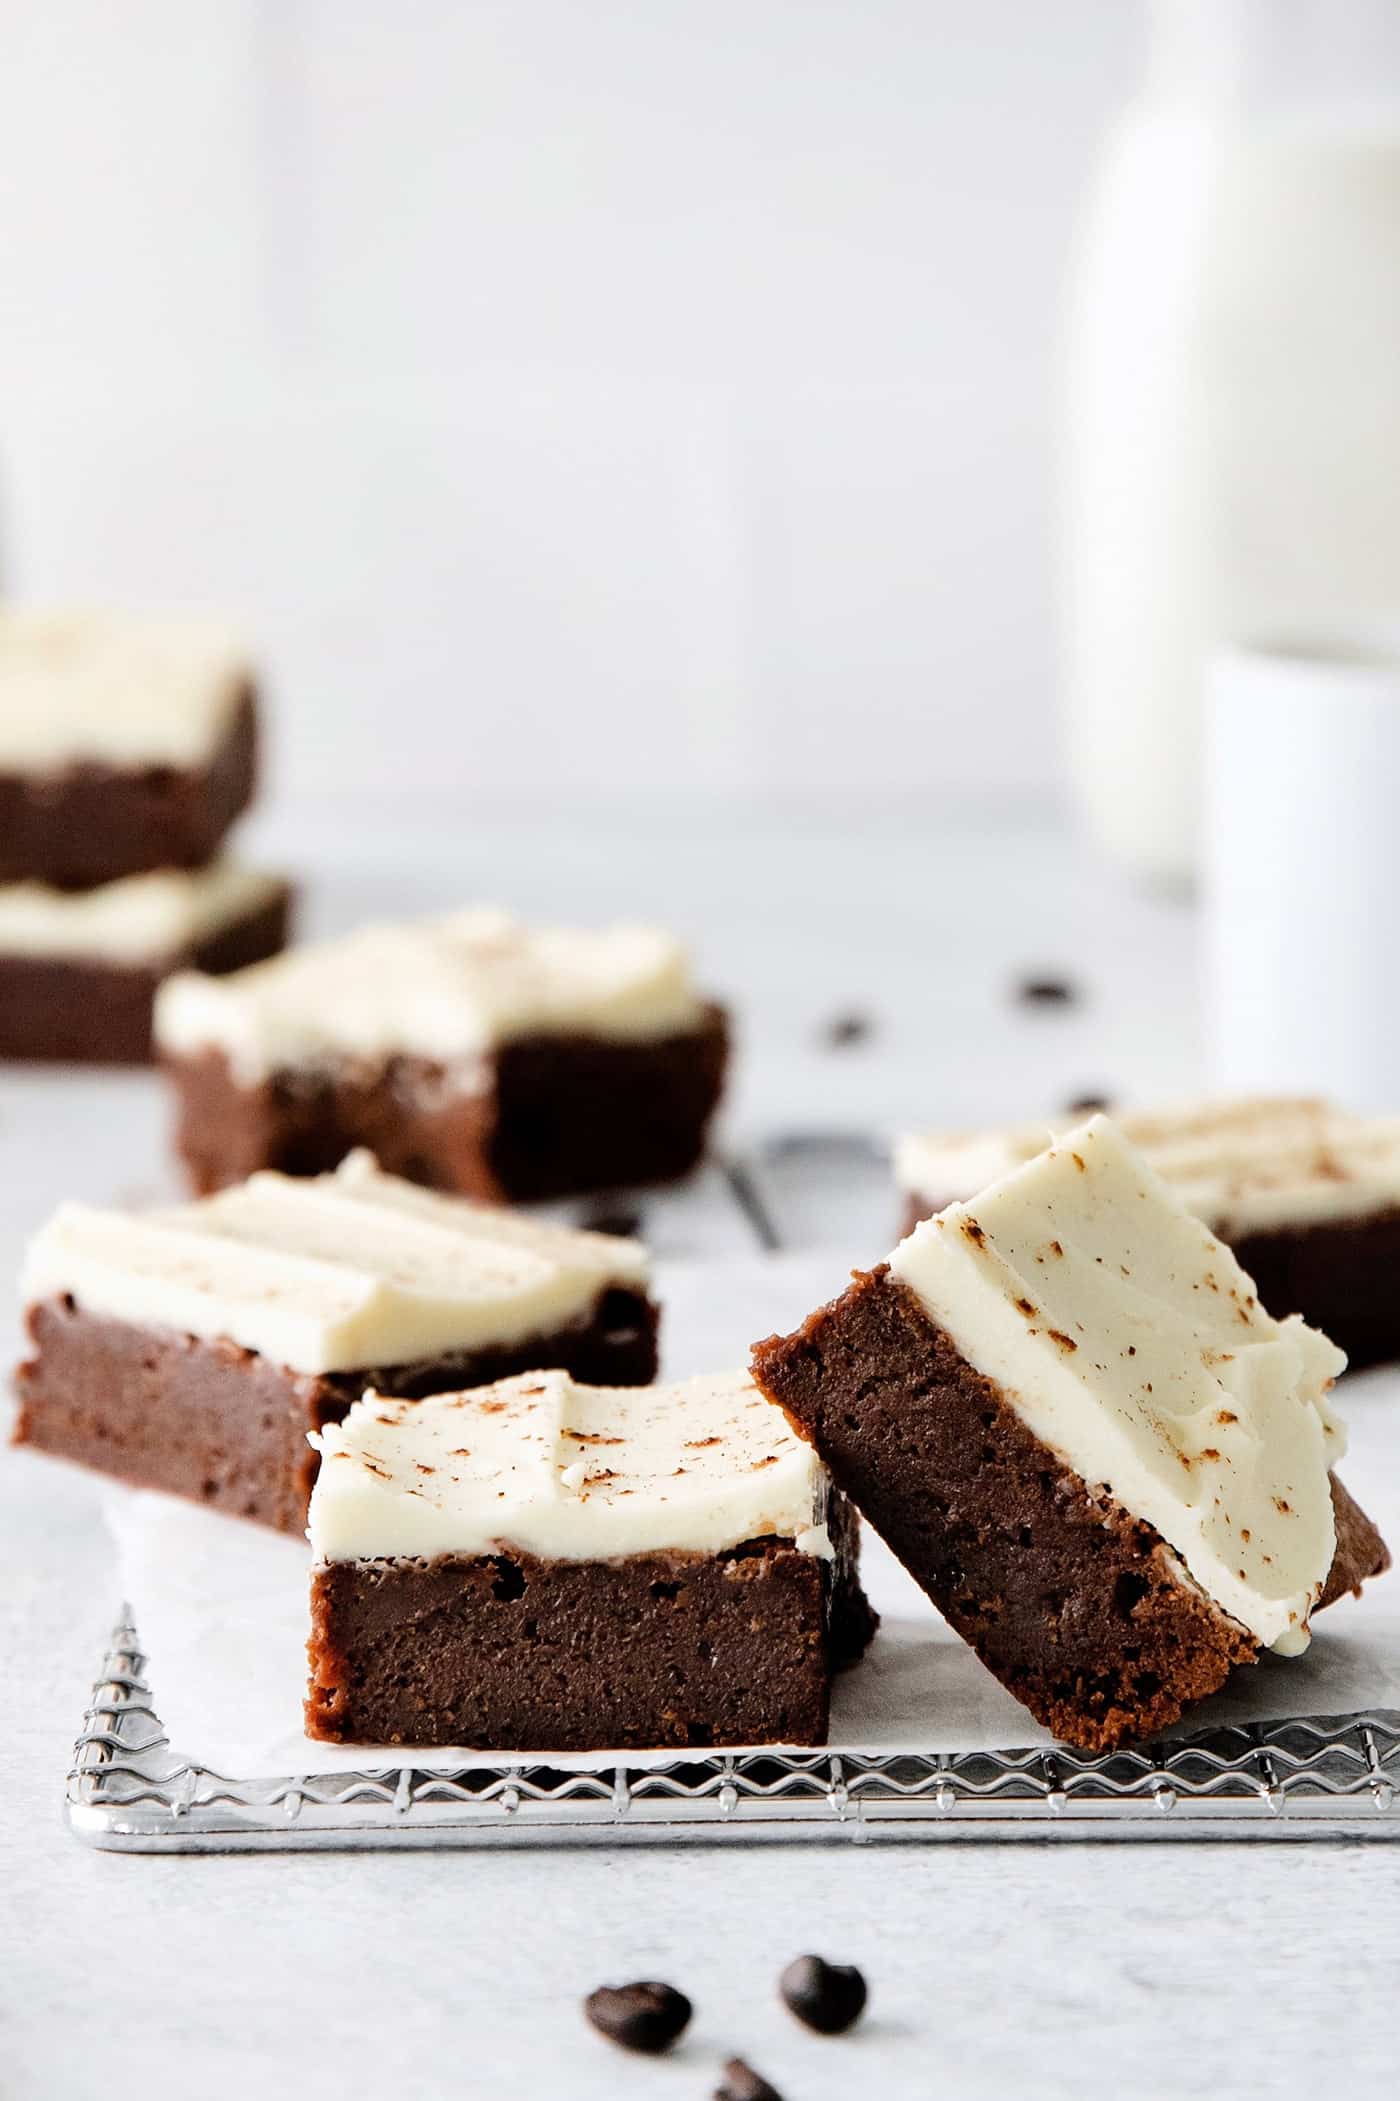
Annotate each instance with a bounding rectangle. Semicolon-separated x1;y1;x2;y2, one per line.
1205;635;1400;1106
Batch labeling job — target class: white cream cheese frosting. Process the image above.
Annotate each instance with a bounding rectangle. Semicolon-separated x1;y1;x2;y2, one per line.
23;1151;651;1375
154;906;708;1080
0;609;250;769
308;1368;831;1566
895;1096;1400;1237
890;1116;1346;1655
0;862;283;964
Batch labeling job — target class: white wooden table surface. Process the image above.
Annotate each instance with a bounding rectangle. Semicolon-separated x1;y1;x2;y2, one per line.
3;801;1394;2099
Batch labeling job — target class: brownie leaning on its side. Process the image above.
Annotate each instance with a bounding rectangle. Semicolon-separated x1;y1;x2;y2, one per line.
754;1116;1388;1754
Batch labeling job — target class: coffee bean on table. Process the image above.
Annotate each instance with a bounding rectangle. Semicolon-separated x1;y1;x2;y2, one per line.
715;2058;784;2101
779;1953;868;2034
820;1009;874;1049
583;1980;692;2053
1015;974;1078;1007
1065;1091;1113;1115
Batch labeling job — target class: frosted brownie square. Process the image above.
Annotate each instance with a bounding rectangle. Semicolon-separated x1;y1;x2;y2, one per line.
14;1152;659;1531
756;1116;1388;1752
155;907;729;1201
896;1096;1400;1367
0;862;291;1063
0;610;259;888
305;1369;875;1750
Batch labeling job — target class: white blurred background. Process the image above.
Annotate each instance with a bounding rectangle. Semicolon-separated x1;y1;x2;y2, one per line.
0;0;1139;810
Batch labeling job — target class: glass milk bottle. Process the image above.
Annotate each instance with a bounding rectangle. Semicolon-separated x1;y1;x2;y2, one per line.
1058;0;1400;883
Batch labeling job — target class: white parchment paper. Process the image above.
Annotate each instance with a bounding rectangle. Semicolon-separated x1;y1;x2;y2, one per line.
100;1252;1400;1777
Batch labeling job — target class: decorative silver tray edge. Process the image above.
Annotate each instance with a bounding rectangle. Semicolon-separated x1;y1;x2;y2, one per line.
68;1615;1400;1851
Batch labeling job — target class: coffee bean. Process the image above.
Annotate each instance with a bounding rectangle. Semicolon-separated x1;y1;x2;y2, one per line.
715;2057;785;2101
1015;975;1078;1007
1065;1091;1113;1116
582;1207;643;1239
583;1980;692;2053
820;1009;874;1049
779;1953;868;2034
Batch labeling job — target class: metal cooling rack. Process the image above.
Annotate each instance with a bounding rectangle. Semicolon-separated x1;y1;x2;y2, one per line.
68;1615;1400;1849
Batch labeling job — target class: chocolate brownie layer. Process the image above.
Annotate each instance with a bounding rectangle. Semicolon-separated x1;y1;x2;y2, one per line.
1319;1473;1391;1610
487;1008;730;1200
752;1266;1388;1752
0;883;291;1065
165;1047;496;1196
306;1534;843;1750
1231;1209;1400;1373
165;1004;730;1199
903;1191;1400;1372
14;1285;659;1533
0;689;258;889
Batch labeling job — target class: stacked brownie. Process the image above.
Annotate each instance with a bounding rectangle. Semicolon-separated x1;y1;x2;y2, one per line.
896;1095;1400;1366
0;608;291;1061
758;1115;1389;1752
155;906;728;1201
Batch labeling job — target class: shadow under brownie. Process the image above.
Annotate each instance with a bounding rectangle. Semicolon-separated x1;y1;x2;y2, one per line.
15;1152;659;1532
